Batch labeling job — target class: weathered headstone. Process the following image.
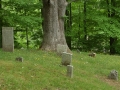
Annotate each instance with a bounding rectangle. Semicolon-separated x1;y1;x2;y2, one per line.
67;65;73;78
108;70;118;81
61;52;72;66
2;27;14;52
57;44;67;55
15;57;23;62
88;52;96;57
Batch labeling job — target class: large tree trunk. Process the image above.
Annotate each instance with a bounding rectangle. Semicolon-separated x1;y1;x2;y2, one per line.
41;0;71;53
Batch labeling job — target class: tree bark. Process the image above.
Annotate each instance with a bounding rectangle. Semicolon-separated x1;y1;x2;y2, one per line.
77;4;81;49
106;0;116;55
110;0;116;55
41;0;71;53
65;3;72;49
0;0;2;48
83;0;87;40
110;37;117;54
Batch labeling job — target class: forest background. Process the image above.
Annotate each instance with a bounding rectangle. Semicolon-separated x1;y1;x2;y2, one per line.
0;0;120;55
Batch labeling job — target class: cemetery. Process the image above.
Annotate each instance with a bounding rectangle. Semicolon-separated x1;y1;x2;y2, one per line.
0;45;120;89
0;0;120;90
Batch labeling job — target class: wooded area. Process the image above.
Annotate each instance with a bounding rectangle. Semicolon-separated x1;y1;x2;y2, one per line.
0;0;120;54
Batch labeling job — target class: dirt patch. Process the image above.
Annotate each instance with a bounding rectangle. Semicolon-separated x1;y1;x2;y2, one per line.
104;77;120;90
96;75;120;90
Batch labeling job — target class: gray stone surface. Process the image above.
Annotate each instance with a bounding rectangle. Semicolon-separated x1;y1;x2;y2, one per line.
67;65;73;78
61;52;72;66
2;27;14;52
108;70;118;80
15;57;23;62
57;44;67;55
88;52;96;57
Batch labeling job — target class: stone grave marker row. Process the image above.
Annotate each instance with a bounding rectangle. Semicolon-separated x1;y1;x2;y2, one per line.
57;44;73;78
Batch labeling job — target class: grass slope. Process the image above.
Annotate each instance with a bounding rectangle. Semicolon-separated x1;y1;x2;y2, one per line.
0;49;120;90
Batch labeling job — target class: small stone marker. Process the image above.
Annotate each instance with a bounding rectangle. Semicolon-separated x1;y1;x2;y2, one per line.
88;52;96;57
67;65;73;78
57;44;67;55
76;49;80;53
2;27;14;52
15;57;23;62
61;52;72;66
108;70;118;81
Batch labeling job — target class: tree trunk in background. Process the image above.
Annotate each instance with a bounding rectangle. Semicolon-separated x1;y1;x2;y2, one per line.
41;0;71;52
77;5;81;49
83;0;87;40
0;0;2;48
65;3;72;49
110;0;116;55
110;37;117;54
107;0;116;55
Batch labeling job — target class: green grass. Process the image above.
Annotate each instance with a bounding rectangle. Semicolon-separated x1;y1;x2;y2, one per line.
0;49;120;90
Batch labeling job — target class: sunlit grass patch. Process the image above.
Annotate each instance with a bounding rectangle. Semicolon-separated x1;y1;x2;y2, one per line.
0;49;120;90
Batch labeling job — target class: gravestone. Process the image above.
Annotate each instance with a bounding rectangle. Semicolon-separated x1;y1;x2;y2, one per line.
61;52;72;66
108;70;118;81
15;57;23;62
2;27;14;52
67;65;73;78
88;52;96;57
57;44;67;55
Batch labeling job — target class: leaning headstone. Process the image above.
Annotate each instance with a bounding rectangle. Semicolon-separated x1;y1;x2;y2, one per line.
2;27;14;52
67;65;73;78
57;44;67;55
108;70;118;81
61;52;72;66
15;57;23;62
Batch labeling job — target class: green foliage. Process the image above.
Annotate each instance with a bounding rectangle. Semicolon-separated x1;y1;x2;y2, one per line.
0;0;43;49
14;31;27;48
14;27;43;49
2;0;42;27
69;0;120;53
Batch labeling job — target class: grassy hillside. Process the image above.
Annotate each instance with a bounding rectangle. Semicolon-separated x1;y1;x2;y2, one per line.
0;49;120;90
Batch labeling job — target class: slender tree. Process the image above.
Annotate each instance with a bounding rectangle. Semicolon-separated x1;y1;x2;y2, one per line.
41;0;71;52
65;3;72;49
83;0;87;40
0;0;2;48
106;0;117;54
77;4;81;49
